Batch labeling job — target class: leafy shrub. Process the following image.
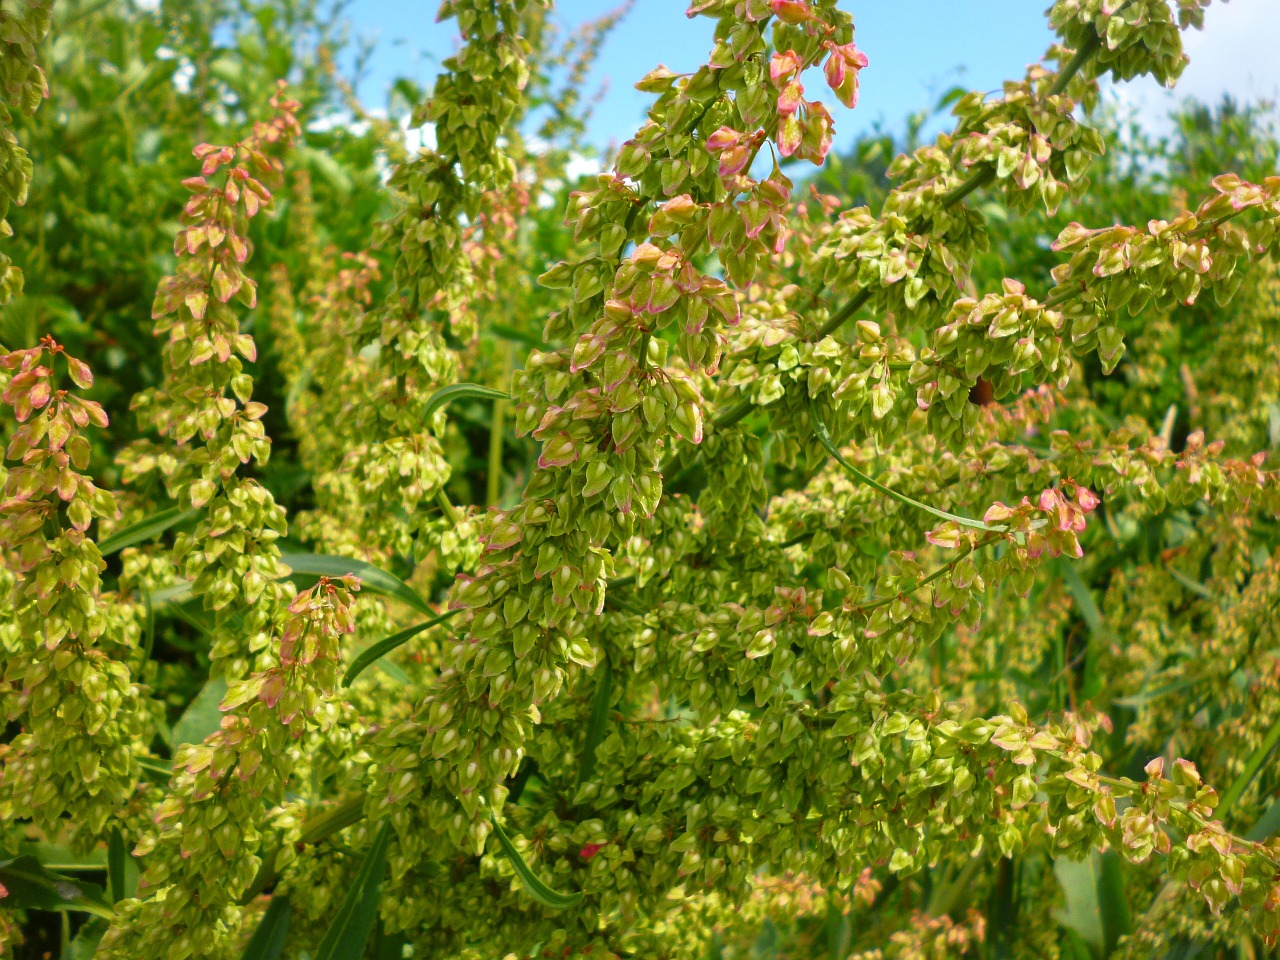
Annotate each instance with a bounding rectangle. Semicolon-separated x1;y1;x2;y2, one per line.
2;1;1280;958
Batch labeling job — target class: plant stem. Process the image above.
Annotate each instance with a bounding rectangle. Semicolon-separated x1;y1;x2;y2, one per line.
436;487;461;527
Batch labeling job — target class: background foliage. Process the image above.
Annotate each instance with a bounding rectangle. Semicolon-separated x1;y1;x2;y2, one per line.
2;1;1280;959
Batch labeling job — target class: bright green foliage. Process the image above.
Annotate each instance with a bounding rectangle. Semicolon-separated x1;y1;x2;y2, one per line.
0;0;51;306
3;1;1280;959
0;338;145;847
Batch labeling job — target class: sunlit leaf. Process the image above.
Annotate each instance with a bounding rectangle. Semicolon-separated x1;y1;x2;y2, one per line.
314;821;393;960
490;816;583;911
241;894;291;960
422;382;509;423
342;610;460;686
576;661;612;785
97;506;197;556
0;855;114;920
279;554;432;617
170;677;229;748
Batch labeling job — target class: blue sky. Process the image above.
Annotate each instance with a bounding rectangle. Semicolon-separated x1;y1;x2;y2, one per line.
343;0;1279;152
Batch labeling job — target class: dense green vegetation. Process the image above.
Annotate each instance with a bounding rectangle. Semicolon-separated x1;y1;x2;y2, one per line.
2;1;1279;958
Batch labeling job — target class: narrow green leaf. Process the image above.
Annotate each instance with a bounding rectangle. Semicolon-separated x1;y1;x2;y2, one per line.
422;383;509;423
137;757;174;783
0;855;114;920
808;398;1009;534
371;919;407;960
106;829;131;903
490;816;583;910
576;662;613;786
1166;564;1214;599
342;610;460;686
1055;850;1128;957
1061;563;1104;636
489;323;553;351
97;506;197;556
1096;850;1131;955
61;918;108;960
376;657;410;685
1055;855;1103;951
1218;710;1280;819
1246;797;1280;842
1060;562;1107;700
314;821;393;960
986;857;1018;960
15;842;105;873
141;588;156;661
148;581;194;607
241;894;292;960
279;554;432;618
170;677;229;748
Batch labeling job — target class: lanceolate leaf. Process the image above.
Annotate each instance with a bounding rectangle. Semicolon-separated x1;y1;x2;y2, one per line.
241;894;292;960
107;829;132;903
149;581;194;607
489;323;553;351
314;821;393;960
576;661;613;786
490;816;583;911
13;842;105;872
97;506;198;556
422;382;509;423
342;609;460;686
170;677;229;748
0;855;114;920
1218;711;1280;820
279;554;432;617
1054;850;1130;957
808;398;1008;533
62;919;109;960
1060;562;1107;700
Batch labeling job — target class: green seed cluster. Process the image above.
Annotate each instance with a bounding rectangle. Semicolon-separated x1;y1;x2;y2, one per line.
121;86;302;679
0;340;146;847
98;577;360;960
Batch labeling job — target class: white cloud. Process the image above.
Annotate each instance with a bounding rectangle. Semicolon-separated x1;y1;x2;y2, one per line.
1102;0;1279;134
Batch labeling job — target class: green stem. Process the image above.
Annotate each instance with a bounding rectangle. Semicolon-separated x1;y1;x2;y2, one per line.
436;487;461;527
855;532;1004;614
809;398;1009;534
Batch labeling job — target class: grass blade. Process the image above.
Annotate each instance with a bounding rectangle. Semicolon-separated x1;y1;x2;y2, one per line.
1055;850;1129;957
342;610;460;687
98;506;197;556
576;662;613;786
489;323;553;351
241;894;291;960
490;815;583;910
314;821;393;960
422;382;509;423
170;677;229;748
148;581;194;607
1096;850;1131;955
279;554;432;617
1217;710;1280;820
106;828;135;903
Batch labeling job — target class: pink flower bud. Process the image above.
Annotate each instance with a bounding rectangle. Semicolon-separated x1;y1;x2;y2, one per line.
770;0;813;24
